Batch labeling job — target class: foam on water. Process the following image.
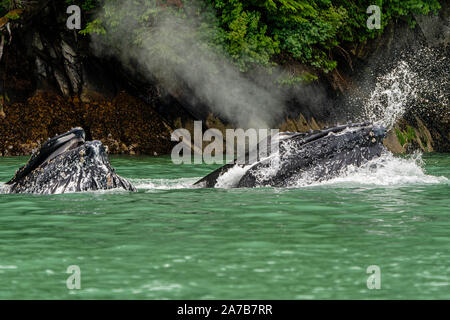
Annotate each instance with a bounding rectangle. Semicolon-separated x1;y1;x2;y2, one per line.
303;151;448;188
131;152;447;190
0;183;9;194
131;177;199;190
215;164;253;188
2;153;446;193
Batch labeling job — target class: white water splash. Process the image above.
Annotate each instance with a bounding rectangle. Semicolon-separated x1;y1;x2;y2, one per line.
215;164;252;188
303;151;448;188
2;152;446;192
129;151;447;189
361;61;418;129
0;183;9;194
131;177;199;190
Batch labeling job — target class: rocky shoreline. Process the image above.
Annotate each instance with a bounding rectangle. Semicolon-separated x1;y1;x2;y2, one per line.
0;91;174;156
0;2;448;156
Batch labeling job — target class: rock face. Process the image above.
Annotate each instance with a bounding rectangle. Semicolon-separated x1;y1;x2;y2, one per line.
328;2;450;154
0;1;177;156
0;91;173;156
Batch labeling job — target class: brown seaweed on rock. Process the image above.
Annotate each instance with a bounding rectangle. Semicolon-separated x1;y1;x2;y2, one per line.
0;91;174;156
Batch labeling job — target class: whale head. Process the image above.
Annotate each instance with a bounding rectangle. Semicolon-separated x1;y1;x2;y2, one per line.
237;122;387;187
195;122;388;188
5;128;136;194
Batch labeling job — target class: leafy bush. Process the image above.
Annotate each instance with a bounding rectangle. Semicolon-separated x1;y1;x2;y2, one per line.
80;0;442;78
0;0;12;16
65;0;100;11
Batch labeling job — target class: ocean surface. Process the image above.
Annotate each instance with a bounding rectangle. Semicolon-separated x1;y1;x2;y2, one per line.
0;153;448;299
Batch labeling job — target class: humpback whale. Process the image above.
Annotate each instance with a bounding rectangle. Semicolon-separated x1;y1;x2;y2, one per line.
4;128;136;194
195;122;387;188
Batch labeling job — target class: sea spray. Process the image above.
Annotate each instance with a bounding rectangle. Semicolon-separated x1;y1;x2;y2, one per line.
214;164;253;188
356;46;449;130
297;151;448;188
361;61;418;129
128;151;447;190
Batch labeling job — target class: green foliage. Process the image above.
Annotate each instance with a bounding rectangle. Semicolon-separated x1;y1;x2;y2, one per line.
0;0;11;8
270;4;346;72
5;10;20;20
212;0;347;72
333;0;441;43
223;6;279;71
275;71;318;87
395;128;407;146
406;125;417;141
1;0;25;19
396;126;417;147
210;0;441;73
0;0;11;16
79;18;106;35
81;0;442;81
65;0;100;11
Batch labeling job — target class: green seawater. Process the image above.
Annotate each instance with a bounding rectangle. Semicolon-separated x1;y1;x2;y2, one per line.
0;153;448;299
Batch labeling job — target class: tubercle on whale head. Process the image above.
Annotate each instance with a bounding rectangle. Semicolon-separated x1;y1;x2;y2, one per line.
345;123;387;150
371;125;387;141
287;122;386;150
352;124;386;147
82;141;107;159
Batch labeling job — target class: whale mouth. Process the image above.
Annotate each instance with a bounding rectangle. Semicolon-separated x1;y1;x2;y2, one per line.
37;127;86;165
44;136;85;163
6;128;86;185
